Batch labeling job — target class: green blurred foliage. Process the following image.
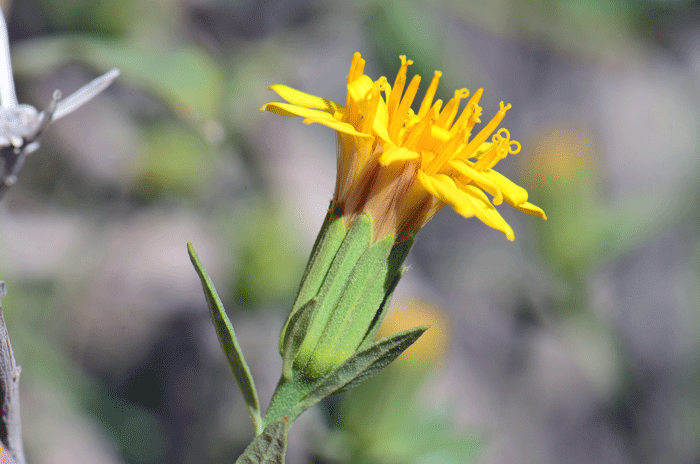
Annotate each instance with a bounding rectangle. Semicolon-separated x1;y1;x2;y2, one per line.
336;362;483;464
38;0;134;35
133;123;217;201
228;202;306;308
523;128;669;281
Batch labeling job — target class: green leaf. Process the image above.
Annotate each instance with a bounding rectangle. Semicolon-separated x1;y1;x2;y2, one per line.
187;243;262;435
263;326;427;428
235;417;289;464
134;123;215;200
302;325;428;407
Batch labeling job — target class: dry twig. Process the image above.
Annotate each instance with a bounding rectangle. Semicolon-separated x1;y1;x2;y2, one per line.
0;283;23;464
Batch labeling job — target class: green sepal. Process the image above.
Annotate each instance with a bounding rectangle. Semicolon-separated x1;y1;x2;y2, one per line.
293;214;373;371
357;238;413;351
279;213;416;378
263;325;428;428
304;231;395;375
280;297;316;380
279;213;346;354
235;416;289;464
187;243;263;435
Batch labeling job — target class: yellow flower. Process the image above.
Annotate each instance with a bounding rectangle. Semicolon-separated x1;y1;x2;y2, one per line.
262;52;545;241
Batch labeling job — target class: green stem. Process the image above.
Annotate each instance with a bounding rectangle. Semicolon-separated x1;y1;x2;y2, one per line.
262;374;309;429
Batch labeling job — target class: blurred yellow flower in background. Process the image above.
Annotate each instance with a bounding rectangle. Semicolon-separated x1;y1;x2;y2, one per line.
262;52;546;242
377;300;450;367
527;127;596;181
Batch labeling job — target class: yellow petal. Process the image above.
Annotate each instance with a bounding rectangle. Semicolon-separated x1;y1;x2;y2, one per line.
306;118;374;138
268;85;343;114
347;75;375;109
388;74;421;138
416;173;467;214
417;172;515;240
480;168;529;206
471;141;494;159
449;159;503;205
372;98;391;142
261;101;331;120
428;125;451;144
379;145;419;165
415;170;446;200
262;102;372;138
417;71;442;119
515;201;547;220
436;88;469;129
463;185;515;240
347;76;392;141
387;56;412;124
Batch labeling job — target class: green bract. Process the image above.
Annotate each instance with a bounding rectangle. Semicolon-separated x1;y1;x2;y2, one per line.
280;213;412;379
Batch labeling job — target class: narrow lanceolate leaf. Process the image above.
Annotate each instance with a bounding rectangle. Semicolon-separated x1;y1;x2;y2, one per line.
301;325;428;409
235;417;289;464
187;243;262;435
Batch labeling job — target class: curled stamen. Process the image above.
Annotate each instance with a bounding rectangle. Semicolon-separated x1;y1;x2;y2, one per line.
457;101;511;164
508;140;521;154
459;88;484;132
490;128;520;155
492;128;520;154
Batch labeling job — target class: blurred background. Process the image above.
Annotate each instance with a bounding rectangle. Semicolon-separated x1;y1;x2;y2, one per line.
0;0;698;462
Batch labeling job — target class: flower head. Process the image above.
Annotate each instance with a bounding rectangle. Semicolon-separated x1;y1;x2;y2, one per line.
262;52;545;241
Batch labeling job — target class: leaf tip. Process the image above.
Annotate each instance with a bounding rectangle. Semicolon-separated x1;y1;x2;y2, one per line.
187;242;197;258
